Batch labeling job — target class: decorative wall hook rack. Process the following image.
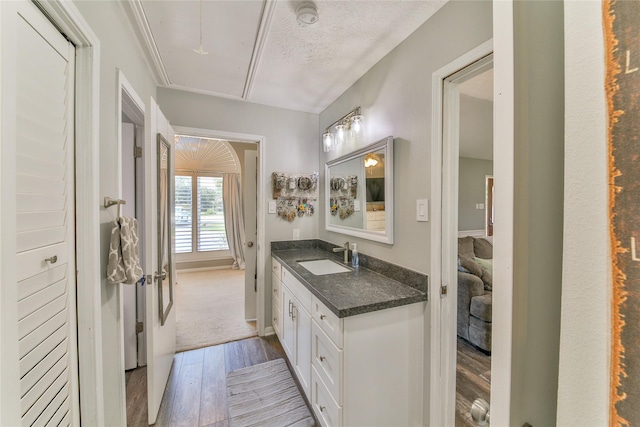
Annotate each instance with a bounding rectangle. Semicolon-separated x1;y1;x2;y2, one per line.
104;197;126;218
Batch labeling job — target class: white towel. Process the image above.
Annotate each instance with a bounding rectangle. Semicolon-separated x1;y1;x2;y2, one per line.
107;217;144;284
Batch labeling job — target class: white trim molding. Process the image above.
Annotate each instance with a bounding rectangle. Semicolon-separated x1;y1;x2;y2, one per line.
33;1;105;425
118;0;170;86
429;39;493;427
173;126;268;336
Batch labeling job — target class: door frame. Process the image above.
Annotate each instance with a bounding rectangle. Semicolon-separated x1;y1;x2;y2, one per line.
172;126;267;335
1;1;105;425
429;39;503;426
117;69;147;422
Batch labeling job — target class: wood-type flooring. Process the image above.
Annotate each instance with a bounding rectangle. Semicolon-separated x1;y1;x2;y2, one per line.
455;337;491;427
125;335;289;427
126;335;488;426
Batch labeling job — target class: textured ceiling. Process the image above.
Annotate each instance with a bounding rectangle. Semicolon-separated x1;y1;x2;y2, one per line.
126;0;448;113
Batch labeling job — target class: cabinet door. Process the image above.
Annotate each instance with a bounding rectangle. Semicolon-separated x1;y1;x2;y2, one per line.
271;273;282;339
282;286;295;361
294;304;312;399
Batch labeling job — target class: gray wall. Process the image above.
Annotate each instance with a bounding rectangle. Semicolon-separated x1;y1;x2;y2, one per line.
458;157;493;232
510;1;564;425
460;94;493;160
156;88;320;328
73;1;158;425
319;1;493;274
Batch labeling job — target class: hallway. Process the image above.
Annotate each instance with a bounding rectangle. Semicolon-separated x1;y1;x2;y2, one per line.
126;336;286;426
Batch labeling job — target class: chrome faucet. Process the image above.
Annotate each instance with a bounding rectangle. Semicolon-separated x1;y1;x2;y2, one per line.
333;241;350;263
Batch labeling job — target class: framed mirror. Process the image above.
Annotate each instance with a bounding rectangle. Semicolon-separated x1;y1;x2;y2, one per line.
325;136;394;244
157;133;173;325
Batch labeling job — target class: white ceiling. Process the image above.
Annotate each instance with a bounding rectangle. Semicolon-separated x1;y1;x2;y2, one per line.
126;0;448;114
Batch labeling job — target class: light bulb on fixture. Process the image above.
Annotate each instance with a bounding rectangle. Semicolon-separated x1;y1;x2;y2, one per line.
321;107;363;152
335;124;346;145
351;114;364;139
364;157;378;168
323;131;334;152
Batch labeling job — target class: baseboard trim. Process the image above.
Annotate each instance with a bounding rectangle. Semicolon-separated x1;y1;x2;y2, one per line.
263;326;275;337
176;266;235;274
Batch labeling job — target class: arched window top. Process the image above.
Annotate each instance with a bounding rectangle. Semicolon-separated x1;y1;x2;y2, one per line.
174;135;240;174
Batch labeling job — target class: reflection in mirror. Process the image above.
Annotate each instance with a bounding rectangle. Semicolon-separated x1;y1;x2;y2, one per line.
325;136;393;244
157;133;173;325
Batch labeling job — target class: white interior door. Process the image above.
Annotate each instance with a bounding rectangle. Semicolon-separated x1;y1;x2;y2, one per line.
122;122;138;371
1;1;80;425
244;150;258;320
144;97;176;424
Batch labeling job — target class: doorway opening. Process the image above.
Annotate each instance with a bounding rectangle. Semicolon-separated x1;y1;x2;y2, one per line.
455;66;494;426
173;133;259;352
429;39;500;427
117;71;149;426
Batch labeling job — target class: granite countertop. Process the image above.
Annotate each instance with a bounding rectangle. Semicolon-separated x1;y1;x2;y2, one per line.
271;246;427;318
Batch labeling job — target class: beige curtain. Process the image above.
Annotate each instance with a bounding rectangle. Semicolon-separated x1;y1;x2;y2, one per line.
223;173;246;269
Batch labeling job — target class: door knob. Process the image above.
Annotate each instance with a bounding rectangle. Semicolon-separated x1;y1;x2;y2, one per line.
247;241;254;248
471;398;490;426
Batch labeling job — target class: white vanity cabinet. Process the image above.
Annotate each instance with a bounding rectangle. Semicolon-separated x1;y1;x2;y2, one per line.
280;266;312;399
271;259;282;338
271;257;424;427
310;297;424;427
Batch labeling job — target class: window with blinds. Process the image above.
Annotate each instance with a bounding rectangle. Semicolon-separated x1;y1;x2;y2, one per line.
175;176;193;253
175;175;229;254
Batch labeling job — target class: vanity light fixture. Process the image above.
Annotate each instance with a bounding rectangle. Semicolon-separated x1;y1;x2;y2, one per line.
322;107;364;152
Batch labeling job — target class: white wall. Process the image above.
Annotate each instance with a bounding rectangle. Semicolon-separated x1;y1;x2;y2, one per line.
72;1;158;425
319;0;493;273
156;87;320;328
557;1;610;424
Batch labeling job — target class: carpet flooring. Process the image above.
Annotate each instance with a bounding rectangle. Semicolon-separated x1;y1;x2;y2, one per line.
227;359;315;427
176;269;258;353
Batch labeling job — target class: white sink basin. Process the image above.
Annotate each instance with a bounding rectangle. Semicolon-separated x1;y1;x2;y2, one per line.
298;259;351;275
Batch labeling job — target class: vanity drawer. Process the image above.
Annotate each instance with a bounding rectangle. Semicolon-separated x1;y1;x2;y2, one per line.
272;258;282;281
282;267;312;313
272;298;281;337
312;296;343;349
312;320;343;405
312;366;342;427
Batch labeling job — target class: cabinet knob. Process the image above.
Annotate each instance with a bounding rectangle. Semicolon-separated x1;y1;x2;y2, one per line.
44;255;58;264
319;405;326;412
320;314;326;320
319;355;326;362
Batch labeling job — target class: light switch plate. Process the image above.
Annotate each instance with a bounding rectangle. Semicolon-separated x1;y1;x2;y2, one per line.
476;203;485;210
354;200;361;211
416;199;429;222
268;201;276;214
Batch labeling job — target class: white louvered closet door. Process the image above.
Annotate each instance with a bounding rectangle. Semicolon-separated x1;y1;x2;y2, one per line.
14;3;79;427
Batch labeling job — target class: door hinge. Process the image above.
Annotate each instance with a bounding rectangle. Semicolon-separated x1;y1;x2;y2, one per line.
440;285;448;297
136;321;144;334
134;146;142;158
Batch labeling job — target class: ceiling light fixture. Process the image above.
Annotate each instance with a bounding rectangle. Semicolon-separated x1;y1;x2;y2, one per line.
193;0;209;55
322;107;365;152
297;3;319;26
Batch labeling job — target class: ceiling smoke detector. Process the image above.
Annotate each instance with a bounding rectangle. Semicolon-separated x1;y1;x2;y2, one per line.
296;3;318;26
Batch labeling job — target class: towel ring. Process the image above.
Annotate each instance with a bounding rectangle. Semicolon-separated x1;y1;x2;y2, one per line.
104;197;126;218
